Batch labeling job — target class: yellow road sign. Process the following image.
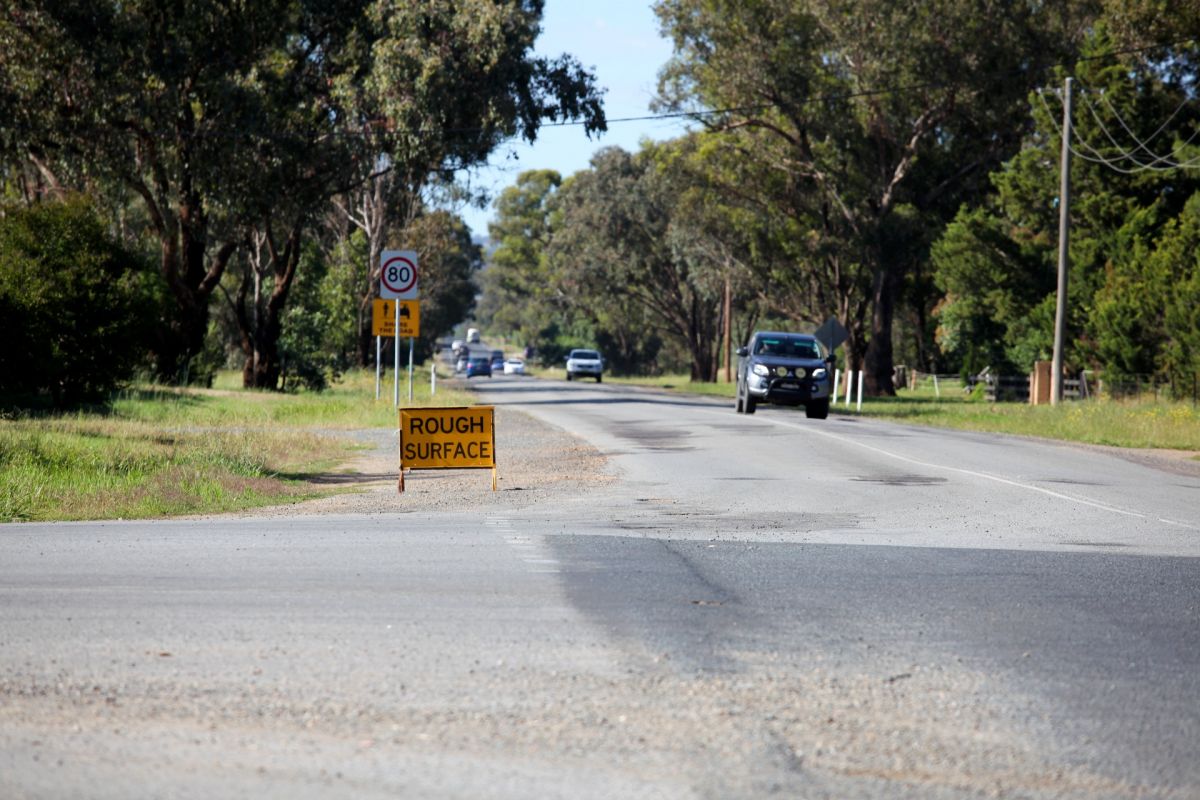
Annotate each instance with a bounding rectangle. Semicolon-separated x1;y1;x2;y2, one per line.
372;299;420;337
399;406;496;492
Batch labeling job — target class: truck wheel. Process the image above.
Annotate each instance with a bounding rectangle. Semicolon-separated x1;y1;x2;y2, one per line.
735;388;744;413
744;394;757;414
806;399;829;419
566;373;572;381
596;375;602;383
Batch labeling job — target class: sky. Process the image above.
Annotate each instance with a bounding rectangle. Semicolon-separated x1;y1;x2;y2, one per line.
454;1;691;239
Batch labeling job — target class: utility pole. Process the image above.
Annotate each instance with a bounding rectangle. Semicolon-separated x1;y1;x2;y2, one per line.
723;274;732;383
1051;77;1073;405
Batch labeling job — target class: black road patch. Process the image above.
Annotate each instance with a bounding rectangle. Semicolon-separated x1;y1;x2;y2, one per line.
851;475;947;486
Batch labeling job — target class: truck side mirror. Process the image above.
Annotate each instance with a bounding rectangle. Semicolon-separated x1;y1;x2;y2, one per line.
736;346;749;357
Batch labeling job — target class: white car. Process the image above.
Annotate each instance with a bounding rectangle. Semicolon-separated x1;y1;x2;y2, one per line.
565;349;603;382
503;358;526;375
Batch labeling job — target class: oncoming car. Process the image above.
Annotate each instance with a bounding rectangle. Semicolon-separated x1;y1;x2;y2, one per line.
503;358;526;375
735;331;833;419
565;349;603;382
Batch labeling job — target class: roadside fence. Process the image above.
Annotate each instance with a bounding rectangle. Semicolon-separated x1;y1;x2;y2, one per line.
902;367;1199;406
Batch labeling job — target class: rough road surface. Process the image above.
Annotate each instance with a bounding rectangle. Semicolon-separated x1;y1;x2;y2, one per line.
3;378;1198;799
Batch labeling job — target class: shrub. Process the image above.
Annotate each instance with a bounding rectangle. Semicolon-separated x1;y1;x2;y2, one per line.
0;197;160;405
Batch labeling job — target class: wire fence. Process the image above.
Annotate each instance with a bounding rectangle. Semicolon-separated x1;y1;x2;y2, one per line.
900;368;1200;406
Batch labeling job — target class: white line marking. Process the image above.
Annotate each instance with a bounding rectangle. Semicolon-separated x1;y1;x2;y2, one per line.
696;408;1200;530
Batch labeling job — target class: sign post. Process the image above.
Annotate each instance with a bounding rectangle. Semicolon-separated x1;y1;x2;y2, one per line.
379;250;419;408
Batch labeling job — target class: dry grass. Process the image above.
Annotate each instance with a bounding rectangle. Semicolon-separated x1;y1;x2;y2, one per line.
0;368;476;522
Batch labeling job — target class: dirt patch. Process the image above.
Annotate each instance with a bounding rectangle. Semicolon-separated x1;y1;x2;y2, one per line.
205;406;614;517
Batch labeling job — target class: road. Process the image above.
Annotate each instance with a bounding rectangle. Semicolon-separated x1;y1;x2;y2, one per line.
2;375;1198;799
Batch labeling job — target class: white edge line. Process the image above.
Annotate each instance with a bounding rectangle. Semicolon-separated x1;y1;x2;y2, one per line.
697;407;1200;529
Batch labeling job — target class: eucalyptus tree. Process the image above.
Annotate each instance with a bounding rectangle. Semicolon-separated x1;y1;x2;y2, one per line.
0;0;375;381
654;0;1093;393
477;169;566;349
329;0;606;368
1;0;604;388
549;145;730;381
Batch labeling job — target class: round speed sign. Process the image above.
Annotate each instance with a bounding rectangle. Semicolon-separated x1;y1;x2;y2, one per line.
380;250;419;299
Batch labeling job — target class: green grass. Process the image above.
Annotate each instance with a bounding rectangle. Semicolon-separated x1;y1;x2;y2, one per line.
856;389;1200;451
1;367;478;522
585;370;1200;453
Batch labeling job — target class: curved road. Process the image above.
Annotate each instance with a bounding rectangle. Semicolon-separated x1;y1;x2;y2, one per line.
2;375;1197;799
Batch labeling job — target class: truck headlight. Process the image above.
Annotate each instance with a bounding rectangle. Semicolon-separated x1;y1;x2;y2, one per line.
752;363;770;377
813;367;827;379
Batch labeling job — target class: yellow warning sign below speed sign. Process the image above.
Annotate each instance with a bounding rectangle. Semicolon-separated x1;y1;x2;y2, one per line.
398;406;496;492
372;299;419;337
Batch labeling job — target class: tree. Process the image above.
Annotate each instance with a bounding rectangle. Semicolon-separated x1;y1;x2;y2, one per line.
0;197;160;404
549;146;726;381
2;0;606;389
330;0;607;371
400;209;482;362
0;0;371;379
654;0;1093;393
932;29;1200;382
477;169;565;349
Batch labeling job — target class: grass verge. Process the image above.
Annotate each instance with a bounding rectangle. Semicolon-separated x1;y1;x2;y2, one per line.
854;390;1200;452
1;367;476;522
575;371;1200;453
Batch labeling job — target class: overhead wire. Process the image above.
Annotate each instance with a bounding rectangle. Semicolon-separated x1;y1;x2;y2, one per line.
1035;84;1200;174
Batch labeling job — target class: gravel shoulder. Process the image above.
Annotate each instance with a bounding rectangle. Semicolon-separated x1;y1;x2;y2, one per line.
225;386;1200;519
219;404;615;518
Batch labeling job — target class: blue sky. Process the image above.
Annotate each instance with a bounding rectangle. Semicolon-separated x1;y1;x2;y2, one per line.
455;1;691;238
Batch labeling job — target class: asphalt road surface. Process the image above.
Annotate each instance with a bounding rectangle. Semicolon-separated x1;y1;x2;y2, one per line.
3;375;1198;799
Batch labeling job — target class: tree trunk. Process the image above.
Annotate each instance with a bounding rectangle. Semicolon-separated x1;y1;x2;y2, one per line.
153;205;236;382
864;263;897;396
235;223;302;390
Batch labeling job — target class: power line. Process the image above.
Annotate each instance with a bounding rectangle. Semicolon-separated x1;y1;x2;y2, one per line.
1036;83;1200;174
535;36;1200;134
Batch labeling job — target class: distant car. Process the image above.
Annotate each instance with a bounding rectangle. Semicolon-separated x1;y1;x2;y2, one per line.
565;349;603;382
465;356;492;378
735;331;833;419
503;358;526;375
490;350;505;372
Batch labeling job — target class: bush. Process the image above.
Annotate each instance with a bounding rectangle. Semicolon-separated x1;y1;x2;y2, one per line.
0;197;160;405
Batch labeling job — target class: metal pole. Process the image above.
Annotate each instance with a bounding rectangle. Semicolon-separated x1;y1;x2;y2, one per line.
431;359;436;396
393;301;400;408
407;337;414;403
1052;77;1073;405
375;335;381;400
723;275;732;383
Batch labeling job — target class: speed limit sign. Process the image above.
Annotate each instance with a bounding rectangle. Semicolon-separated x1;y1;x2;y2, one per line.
380;250;419;299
